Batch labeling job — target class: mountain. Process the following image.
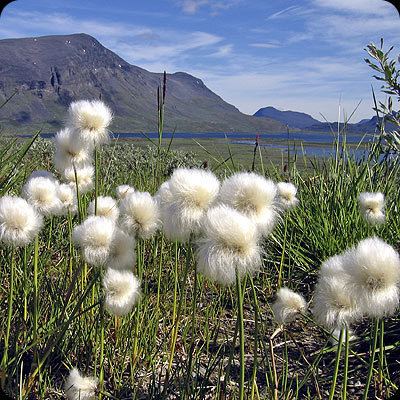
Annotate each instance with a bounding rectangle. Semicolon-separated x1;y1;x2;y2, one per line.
253;106;321;129
254;106;381;133
0;33;285;133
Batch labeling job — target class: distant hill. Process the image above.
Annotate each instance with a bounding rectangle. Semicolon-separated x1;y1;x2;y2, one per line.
253;106;321;129
0;33;285;134
254;106;381;133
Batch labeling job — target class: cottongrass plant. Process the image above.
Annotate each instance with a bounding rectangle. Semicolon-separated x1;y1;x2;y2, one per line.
345;237;400;399
158;168;220;241
196;204;262;400
73;216;116;267
64;368;98;400
218;171;277;237
358;192;385;225
54;127;92;171
0;196;43;246
102;268;141;316
0;195;43;369
272;287;307;325
22;174;62;216
276;182;299;210
196;204;262;285
56;183;78;215
88;196;119;221
107;227;136;270
67;100;113;147
63;165;94;194
119;191;160;239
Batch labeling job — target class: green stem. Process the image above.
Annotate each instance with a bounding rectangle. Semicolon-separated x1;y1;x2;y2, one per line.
363;318;380;400
186;259;198;395
342;325;350;400
99;313;105;400
249;277;259;400
328;326;344;400
235;268;245;400
379;319;385;394
1;247;15;370
33;235;39;363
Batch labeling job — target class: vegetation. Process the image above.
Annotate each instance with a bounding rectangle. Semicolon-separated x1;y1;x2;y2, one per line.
0;42;399;400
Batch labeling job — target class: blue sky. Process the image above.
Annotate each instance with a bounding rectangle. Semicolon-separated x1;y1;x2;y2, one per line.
1;0;399;121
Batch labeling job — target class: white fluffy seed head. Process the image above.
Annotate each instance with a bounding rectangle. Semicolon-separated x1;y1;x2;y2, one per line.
358;192;385;225
73;216;115;266
64;368;98;400
108;227;136;270
120;192;160;239
0;196;43;247
320;254;345;278
54;127;92;171
22;175;61;216
272;287;307;325
196;204;262;285
116;185;135;200
63;165;94;194
159;168;220;241
313;274;362;328
276;182;299;210
67;100;112;146
218;172;277;237
88;196;119;221
345;237;400;318
103;268;140;316
155;181;173;205
56;184;77;215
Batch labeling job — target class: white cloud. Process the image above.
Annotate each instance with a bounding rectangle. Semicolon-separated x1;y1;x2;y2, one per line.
312;0;393;15
176;0;241;15
250;42;281;49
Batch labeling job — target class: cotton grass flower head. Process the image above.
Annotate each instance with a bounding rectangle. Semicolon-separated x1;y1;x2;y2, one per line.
196;204;262;285
345;237;400;318
73;216;115;266
116;185;135;200
276;182;299;210
56;183;77;215
103;268;140;316
320;254;345;278
0;196;43;246
22;175;61;216
120;191;160;239
67;100;112;146
159;168;220;241
108;227;136;270
64;368;98;400
218;172;277;237
155;181;173;204
358;192;385;225
54;127;92;171
313;273;361;329
272;287;307;325
88;196;119;221
63;164;94;194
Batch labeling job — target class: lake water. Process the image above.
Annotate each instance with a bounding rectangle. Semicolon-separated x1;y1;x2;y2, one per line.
39;131;374;158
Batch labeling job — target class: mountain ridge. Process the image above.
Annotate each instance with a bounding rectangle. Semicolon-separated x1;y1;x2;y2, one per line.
253;106;379;133
0;33;285;133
